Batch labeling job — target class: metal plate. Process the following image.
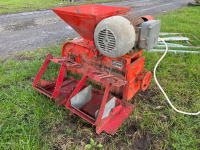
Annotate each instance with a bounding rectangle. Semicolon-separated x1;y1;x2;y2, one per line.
112;60;123;69
95;97;116;120
71;85;92;109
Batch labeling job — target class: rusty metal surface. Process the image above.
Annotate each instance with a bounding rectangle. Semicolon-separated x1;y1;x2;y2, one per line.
61;38;150;100
120;13;144;45
32;53;135;135
32;5;154;135
120;13;144;27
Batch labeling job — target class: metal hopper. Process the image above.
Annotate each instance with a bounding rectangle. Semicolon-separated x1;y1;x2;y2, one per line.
52;5;131;41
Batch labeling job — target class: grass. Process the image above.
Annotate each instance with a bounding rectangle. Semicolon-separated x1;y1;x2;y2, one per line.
0;6;200;150
0;0;121;14
155;6;200;51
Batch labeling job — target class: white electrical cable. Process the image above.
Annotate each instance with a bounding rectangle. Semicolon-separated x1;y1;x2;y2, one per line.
154;37;200;115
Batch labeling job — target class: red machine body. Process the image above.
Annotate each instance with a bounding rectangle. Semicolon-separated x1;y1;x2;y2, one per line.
32;5;152;135
62;38;150;100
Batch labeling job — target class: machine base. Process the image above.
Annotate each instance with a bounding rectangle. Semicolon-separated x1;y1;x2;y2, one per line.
32;54;134;134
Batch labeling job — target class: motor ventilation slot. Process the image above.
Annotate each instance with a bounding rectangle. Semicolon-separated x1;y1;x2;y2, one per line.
98;29;116;53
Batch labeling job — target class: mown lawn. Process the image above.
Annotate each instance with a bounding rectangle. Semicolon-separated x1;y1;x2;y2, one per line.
0;6;200;150
0;0;121;14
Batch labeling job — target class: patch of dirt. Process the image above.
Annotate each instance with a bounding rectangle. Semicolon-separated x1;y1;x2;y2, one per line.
133;86;161;106
41;86;163;150
1;54;35;64
13;55;34;61
42;118;159;150
22;76;34;83
0;85;10;90
4;20;35;31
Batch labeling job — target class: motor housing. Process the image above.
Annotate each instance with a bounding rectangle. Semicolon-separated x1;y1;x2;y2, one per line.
94;14;161;57
94;16;136;58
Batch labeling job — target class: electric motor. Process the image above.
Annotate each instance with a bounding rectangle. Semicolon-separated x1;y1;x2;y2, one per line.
94;14;161;58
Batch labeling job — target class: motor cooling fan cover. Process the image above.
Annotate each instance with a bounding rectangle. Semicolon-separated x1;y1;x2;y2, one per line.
94;16;136;58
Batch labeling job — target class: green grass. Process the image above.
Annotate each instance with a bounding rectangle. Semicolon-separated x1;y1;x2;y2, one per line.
0;6;200;150
0;0;121;14
155;6;200;50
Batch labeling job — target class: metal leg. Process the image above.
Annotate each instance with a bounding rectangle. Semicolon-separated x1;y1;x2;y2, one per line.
52;61;67;98
95;82;111;125
64;74;89;106
32;55;52;87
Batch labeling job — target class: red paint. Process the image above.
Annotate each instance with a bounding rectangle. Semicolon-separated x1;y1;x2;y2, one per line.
53;5;131;41
62;38;150;100
32;56;134;134
142;15;155;21
33;5;153;135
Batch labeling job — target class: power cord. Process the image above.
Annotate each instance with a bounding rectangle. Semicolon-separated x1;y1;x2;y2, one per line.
154;37;200;115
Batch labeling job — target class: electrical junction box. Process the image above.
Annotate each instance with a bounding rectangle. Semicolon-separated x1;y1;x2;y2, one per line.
139;20;161;50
